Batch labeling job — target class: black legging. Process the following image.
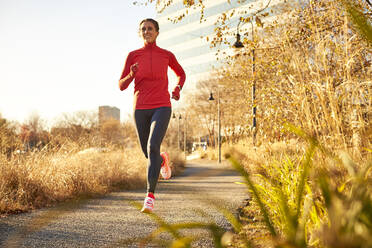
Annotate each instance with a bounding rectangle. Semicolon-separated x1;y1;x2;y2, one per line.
134;107;171;193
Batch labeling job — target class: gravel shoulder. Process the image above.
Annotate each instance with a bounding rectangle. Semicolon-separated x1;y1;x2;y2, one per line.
0;159;247;248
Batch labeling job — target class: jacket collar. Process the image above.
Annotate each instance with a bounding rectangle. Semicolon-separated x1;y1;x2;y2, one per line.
143;41;157;49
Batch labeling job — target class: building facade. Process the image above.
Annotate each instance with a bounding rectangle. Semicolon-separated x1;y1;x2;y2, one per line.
156;0;287;87
98;106;120;126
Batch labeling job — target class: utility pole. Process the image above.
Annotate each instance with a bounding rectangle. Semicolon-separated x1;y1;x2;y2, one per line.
184;114;187;160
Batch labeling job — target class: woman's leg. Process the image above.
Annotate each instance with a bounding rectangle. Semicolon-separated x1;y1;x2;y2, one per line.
146;107;171;193
134;109;152;158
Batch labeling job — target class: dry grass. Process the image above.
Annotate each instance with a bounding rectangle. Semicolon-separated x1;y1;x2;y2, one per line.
0;111;186;216
0;146;146;214
0;145;185;216
166;147;187;175
199;138;305;166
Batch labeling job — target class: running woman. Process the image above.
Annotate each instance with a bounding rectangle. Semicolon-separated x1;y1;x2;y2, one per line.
118;18;186;213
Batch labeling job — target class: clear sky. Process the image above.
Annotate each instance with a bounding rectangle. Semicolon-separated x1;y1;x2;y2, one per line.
0;0;157;125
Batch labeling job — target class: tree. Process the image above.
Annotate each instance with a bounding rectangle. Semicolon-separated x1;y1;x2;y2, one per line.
183;79;219;147
0;116;21;158
20;112;46;151
50;110;99;148
214;0;371;147
54;110;98;130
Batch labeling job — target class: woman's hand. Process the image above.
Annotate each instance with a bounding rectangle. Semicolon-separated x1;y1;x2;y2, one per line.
172;85;181;100
119;62;138;91
130;63;139;76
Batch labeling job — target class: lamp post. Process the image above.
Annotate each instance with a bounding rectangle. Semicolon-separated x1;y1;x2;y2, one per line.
172;113;182;151
233;19;257;146
183;113;187;160
208;91;221;164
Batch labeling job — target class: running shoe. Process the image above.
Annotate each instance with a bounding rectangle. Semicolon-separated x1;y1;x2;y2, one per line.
160;152;171;179
141;196;155;213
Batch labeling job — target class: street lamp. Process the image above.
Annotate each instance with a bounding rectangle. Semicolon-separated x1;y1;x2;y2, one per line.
233;18;257;146
183;114;187;160
208;91;221;164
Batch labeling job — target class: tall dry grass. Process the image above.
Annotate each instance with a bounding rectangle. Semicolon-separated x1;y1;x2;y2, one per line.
198;0;372;155
0;145;147;215
1;111;186;216
0;142;186;215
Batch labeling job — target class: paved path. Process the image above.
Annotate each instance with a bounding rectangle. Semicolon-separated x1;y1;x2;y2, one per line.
0;160;247;248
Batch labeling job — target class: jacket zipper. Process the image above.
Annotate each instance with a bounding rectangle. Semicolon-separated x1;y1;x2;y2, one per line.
150;46;153;78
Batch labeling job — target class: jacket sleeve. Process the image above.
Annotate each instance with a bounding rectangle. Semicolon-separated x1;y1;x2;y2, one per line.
119;52;135;91
168;52;186;89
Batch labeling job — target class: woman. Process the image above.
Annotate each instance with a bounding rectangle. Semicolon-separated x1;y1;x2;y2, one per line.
119;18;186;213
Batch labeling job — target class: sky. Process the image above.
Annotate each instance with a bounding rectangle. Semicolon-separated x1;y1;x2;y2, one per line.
0;0;157;125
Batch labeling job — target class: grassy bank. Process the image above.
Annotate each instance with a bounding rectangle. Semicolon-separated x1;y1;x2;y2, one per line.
0;146;185;216
227;135;372;247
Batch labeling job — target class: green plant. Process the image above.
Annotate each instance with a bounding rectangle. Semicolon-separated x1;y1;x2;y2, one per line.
117;202;235;248
229;125;372;247
318;153;372;247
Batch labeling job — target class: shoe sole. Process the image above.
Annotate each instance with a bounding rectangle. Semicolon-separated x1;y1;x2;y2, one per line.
141;207;152;213
161;152;171;179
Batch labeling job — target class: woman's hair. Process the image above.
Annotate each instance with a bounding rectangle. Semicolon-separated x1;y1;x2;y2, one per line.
139;18;159;32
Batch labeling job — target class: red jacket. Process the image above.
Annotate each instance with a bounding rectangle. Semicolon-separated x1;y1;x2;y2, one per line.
119;42;186;109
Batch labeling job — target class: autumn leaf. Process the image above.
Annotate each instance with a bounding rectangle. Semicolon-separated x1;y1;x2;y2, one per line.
255;16;263;27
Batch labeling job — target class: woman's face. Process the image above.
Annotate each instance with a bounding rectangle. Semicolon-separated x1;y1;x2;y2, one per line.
140;21;158;44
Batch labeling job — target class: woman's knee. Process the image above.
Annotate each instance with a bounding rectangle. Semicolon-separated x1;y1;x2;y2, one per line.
147;143;160;155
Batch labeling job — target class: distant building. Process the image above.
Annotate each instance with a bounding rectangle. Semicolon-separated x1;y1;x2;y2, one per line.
98;106;120;126
156;0;290;86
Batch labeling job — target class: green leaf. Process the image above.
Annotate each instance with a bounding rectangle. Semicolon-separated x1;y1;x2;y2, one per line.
228;156;277;237
342;0;372;43
171;237;193;248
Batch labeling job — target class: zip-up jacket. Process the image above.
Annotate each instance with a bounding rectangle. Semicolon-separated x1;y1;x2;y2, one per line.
119;42;186;110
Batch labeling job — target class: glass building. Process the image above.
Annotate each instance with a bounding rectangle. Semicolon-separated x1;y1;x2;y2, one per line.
156;0;287;88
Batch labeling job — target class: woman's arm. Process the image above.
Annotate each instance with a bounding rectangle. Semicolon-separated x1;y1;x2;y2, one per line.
119;53;137;91
169;53;186;89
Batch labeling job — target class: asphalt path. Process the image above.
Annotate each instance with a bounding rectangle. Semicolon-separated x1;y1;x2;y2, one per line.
0;159;248;248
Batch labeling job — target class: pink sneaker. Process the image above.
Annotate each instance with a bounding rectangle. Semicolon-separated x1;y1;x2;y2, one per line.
141;195;154;213
160;152;171;180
